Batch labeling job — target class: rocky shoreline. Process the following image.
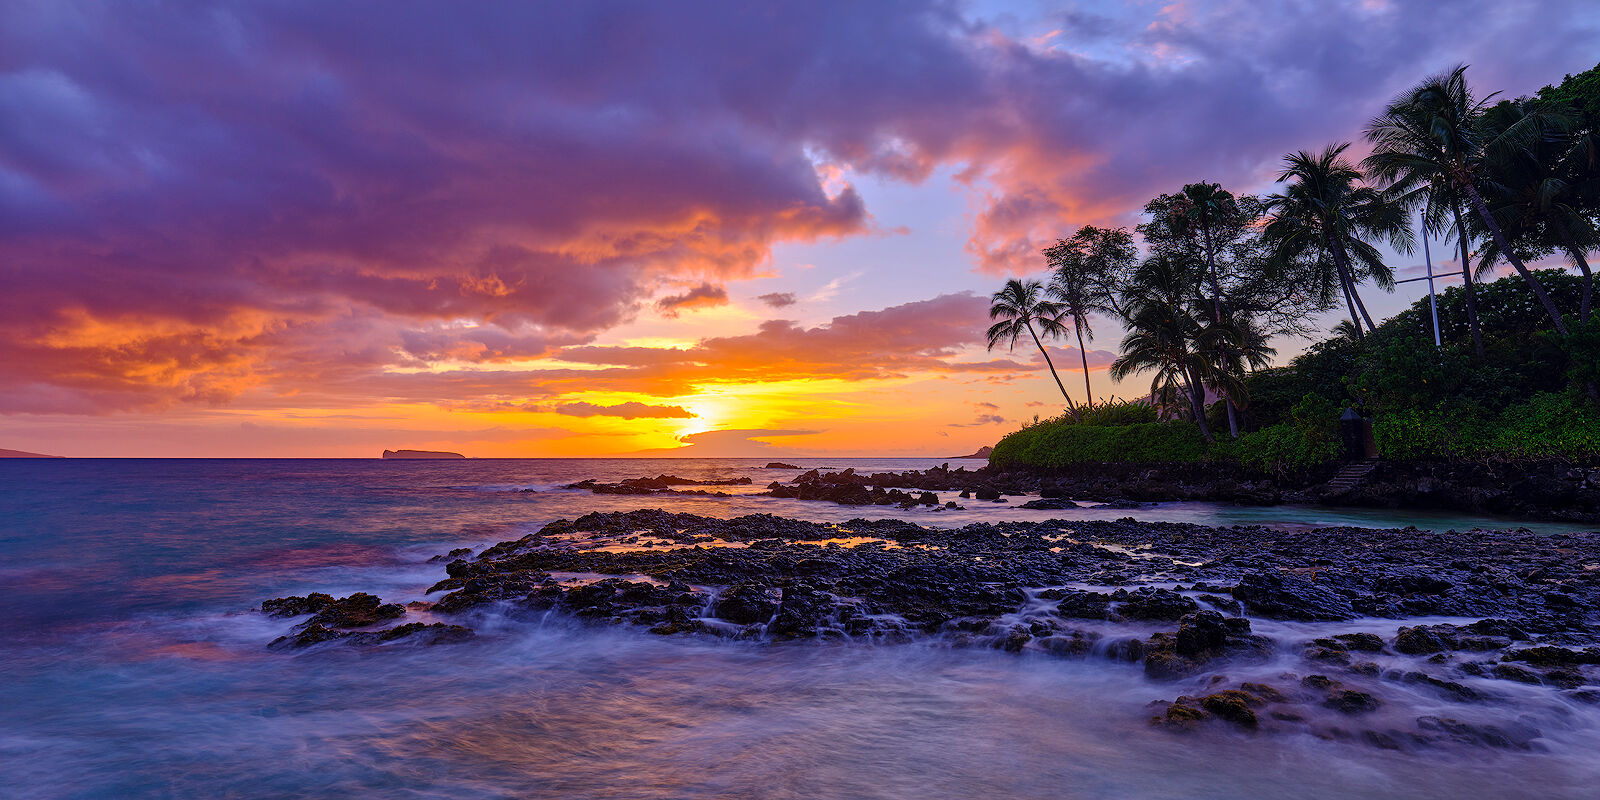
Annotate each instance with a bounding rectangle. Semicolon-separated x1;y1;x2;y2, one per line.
262;508;1600;749
556;461;1600;523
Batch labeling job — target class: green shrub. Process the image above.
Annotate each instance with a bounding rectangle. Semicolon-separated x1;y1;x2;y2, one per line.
1228;424;1329;474
1242;367;1313;429
1076;398;1159;427
1288;393;1342;450
1488;392;1600;458
1224;393;1344;474
989;420;1209;468
1373;408;1460;460
1347;335;1473;412
1370;392;1600;460
1560;317;1600;392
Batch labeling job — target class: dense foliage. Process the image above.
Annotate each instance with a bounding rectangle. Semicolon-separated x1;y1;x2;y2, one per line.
990;419;1209;468
1240;272;1600;468
988;62;1600;472
993;272;1600;472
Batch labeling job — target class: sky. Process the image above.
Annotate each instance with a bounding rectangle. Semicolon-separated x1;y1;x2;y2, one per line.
2;0;1597;458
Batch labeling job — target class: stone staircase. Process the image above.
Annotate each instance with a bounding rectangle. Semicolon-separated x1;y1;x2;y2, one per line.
1323;460;1379;496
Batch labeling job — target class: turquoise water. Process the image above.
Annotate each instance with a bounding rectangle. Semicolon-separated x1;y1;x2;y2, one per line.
3;459;1596;799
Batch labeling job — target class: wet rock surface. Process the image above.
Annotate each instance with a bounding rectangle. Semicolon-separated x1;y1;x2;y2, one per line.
264;509;1600;749
748;464;1248;508
564;475;754;497
261;592;473;649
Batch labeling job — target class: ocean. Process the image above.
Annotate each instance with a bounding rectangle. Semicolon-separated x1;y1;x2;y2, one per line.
3;458;1596;799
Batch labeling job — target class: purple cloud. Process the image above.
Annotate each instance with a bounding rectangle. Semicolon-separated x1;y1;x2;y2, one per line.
1;0;1594;414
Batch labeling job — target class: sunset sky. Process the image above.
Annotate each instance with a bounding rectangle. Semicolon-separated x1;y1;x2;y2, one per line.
3;0;1597;457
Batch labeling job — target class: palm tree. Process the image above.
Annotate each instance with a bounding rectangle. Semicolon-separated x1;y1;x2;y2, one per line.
1264;143;1412;339
1112;254;1214;442
1172;182;1240;324
1361;70;1491;355
1477;99;1596;323
1195;307;1277;426
987;278;1079;419
1364;65;1571;335
1173;182;1259;435
1043;225;1136;408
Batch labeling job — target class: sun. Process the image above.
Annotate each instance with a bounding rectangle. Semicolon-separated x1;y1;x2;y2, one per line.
678;394;738;435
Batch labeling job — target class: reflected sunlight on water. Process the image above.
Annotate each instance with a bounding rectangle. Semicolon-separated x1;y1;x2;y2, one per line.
2;458;1597;799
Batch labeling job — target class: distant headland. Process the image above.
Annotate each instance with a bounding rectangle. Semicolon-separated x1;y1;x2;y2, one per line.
381;449;466;459
949;445;993;460
1;448;63;458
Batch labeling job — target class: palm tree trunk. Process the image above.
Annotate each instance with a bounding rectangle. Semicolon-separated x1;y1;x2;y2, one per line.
1351;283;1377;332
1202;222;1223;324
1180;360;1214;443
1576;251;1594;325
1555;223;1594;324
1028;322;1079;420
1334;239;1379;331
1337;272;1364;339
1199;223;1241;435
1450;201;1485;357
1325;231;1365;338
1465;185;1569;335
1200;222;1244;436
1074;323;1094;409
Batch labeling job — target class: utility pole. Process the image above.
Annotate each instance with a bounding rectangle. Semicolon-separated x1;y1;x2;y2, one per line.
1422;212;1441;348
1399;212;1463;342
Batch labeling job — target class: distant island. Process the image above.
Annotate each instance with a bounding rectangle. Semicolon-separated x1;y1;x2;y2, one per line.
949;445;993;460
381;449;466;459
1;448;63;458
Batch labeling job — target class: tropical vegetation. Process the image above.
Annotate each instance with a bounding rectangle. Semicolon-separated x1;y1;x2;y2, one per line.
988;62;1600;472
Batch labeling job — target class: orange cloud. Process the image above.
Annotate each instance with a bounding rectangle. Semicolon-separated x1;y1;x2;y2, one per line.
655;283;730;317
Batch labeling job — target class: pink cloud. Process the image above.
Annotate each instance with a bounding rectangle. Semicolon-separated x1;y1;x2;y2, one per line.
553;401;696;419
2;0;1591;415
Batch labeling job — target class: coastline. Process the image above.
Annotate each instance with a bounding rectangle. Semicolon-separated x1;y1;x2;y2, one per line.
11;457;1600;797
568;460;1600;524
264;505;1600;748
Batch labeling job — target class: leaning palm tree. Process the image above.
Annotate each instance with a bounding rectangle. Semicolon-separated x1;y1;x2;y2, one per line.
1361;68;1491;354
987;278;1079;419
1364;65;1571;335
1476;99;1596;323
1264;143;1412;339
1043;225;1137;408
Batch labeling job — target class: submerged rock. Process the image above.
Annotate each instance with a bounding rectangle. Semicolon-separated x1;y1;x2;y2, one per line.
261;593;335;617
261;591;472;649
262;592;403;628
270;621;474;649
1323;689;1382;715
1020;498;1079;510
